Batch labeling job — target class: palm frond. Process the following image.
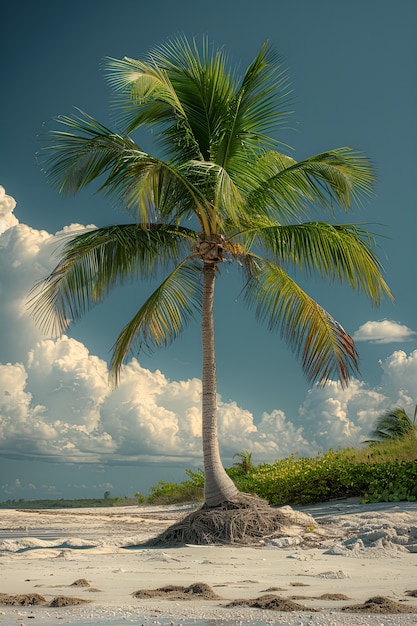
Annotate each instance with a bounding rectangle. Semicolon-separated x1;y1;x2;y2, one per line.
149;35;235;162
28;223;196;336
247;221;392;304
216;42;293;169
367;406;417;442
40;110;212;228
106;52;204;162
104;151;211;227
300;148;375;208
249;147;375;222
110;258;203;383
107;37;293;170
243;260;359;386
39;110;139;195
179;160;246;230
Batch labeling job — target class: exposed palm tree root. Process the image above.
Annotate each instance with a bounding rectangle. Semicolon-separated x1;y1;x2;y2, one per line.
145;493;316;546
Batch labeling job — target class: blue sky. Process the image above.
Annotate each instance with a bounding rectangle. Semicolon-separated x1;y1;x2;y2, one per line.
1;0;416;501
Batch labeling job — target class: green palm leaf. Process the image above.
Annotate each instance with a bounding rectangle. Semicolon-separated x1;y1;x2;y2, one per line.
107;37;292;169
29;223;196;336
243;260;358;385
104;152;211;226
39;110;139;195
247;220;392;303
40;110;213;229
180;160;246;229
153;36;234;162
106;50;204;162
34;36;392;391
215;41;292;168
110;259;203;382
248;148;375;222
367;406;417;442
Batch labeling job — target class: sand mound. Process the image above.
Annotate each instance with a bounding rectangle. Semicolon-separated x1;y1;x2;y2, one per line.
291;593;350;601
49;595;91;606
341;595;417;613
70;578;91;587
132;582;221;600
0;592;91;607
317;592;351;600
226;594;319;612
0;593;47;606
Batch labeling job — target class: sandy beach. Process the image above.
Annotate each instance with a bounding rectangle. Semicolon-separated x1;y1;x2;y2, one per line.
1;499;417;625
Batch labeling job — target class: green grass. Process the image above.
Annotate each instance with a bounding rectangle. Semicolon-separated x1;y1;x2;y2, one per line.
342;433;417;464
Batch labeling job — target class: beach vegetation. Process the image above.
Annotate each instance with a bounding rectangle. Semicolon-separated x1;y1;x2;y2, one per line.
147;479;203;504
134;491;146;504
29;36;391;543
146;436;417;506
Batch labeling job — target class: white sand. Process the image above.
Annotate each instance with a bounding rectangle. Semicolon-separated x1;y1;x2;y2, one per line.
0;500;417;625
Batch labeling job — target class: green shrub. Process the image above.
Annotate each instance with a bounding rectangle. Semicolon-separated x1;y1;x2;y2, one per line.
140;441;417;507
236;453;416;506
362;461;417;503
236;452;372;505
183;468;205;489
147;478;203;505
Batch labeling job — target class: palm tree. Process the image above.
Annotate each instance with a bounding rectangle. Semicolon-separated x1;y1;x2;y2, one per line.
30;37;391;532
367;405;417;442
233;450;254;475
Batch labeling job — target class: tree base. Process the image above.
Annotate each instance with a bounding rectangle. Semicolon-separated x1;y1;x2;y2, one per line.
145;493;315;546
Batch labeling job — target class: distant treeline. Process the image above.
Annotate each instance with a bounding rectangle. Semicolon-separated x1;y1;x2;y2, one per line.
0;497;124;509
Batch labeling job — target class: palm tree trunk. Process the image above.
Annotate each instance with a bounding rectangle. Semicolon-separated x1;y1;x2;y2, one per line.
201;263;239;507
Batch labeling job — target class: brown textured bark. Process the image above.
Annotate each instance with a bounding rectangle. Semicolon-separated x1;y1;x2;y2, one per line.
201;263;239;506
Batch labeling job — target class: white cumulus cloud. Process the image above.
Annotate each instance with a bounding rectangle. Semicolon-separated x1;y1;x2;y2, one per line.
353;319;416;344
0;186;18;234
0;201;95;363
298;380;389;450
379;350;417;409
